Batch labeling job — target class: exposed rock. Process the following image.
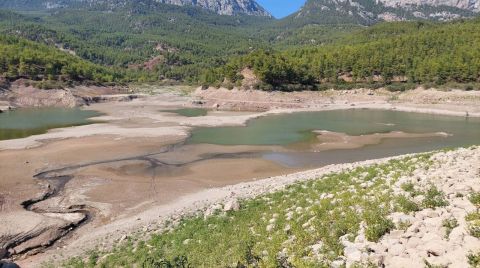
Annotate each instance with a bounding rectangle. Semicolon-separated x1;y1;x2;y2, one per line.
388;243;405;256
266;224;275;232
293;0;478;27
223;198;240;212
331;259;345;268
0;0;272;16
310;241;323;255
380;0;480;12
385;256;424;267
422;240;447;256
344;246;362;264
390;212;416;225
204;203;223;217
240;68;261;90
0;211;86;257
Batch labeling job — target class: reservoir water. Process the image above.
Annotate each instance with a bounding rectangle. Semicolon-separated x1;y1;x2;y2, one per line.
0;108;101;140
189;109;480;167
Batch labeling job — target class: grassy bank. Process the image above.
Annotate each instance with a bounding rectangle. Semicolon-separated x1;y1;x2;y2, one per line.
55;149;480;267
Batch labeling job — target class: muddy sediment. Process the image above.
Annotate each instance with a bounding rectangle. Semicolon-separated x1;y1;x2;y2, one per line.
1;86;480;266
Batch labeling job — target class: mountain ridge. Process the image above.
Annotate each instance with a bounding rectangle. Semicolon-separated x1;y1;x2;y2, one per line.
0;0;272;16
286;0;478;25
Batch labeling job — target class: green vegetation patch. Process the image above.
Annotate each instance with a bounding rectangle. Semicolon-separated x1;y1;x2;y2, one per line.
209;19;480;90
61;154;436;267
468;251;480;267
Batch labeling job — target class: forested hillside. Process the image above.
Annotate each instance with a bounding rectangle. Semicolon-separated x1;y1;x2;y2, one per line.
0;34;127;87
0;0;479;89
209;19;480;90
0;5;274;83
0;5;360;84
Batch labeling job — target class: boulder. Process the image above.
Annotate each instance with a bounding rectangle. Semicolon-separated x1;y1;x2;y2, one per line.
448;227;466;244
223;198;240;212
388;243;405;256
331;259;345;268
204;203;223;217
422;240;447;256
385;256;424;268
390;212;416;225
344;246;362;263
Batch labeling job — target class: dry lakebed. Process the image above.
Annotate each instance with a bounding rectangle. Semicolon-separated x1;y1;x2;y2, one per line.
0;86;479;267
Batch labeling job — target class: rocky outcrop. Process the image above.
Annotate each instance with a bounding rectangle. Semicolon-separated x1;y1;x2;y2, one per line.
338;148;480;267
292;0;478;25
0;0;271;16
156;0;271;16
0;81;142;109
0;173;91;260
380;0;480;12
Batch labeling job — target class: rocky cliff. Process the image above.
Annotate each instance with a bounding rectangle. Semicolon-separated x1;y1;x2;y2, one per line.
0;0;271;16
289;0;478;25
156;0;271;16
379;0;479;12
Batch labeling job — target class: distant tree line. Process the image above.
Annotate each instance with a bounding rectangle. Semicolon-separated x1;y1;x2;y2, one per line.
206;19;480;91
0;35;126;84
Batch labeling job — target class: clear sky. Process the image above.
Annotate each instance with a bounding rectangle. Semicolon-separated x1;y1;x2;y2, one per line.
256;0;307;18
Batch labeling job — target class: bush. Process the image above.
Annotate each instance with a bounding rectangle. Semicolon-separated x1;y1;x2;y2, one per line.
442;218;459;238
468;252;480;267
364;211;394;242
466;212;480;238
422;186;448;209
469;192;480;207
396;195;420;213
386;83;416;92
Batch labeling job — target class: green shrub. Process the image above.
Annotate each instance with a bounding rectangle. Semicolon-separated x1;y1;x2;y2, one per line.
469;192;480;207
396;195;420;213
422;186;448;208
468;252;480;267
364;211;394;242
466;212;480;238
401;182;419;196
469;221;480;238
442;218;459;238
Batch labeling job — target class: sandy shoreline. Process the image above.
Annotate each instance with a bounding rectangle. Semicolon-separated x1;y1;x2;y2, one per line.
18;146;480;267
2;86;480;266
15;151;430;266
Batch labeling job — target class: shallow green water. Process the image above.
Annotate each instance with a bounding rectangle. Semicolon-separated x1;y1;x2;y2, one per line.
190;109;480;146
189;109;480;167
0;108;101;140
162;108;208;117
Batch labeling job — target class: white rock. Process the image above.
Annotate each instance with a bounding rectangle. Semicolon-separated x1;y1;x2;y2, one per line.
385;256;424;268
204;203;223;217
344;246;362;263
422;240;447;256
331;259;345;268
388;243;405;256
406;236;422;249
310;241;323;254
223;198;240;212
390;212;416;225
464;235;480;252
448;226;466;244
